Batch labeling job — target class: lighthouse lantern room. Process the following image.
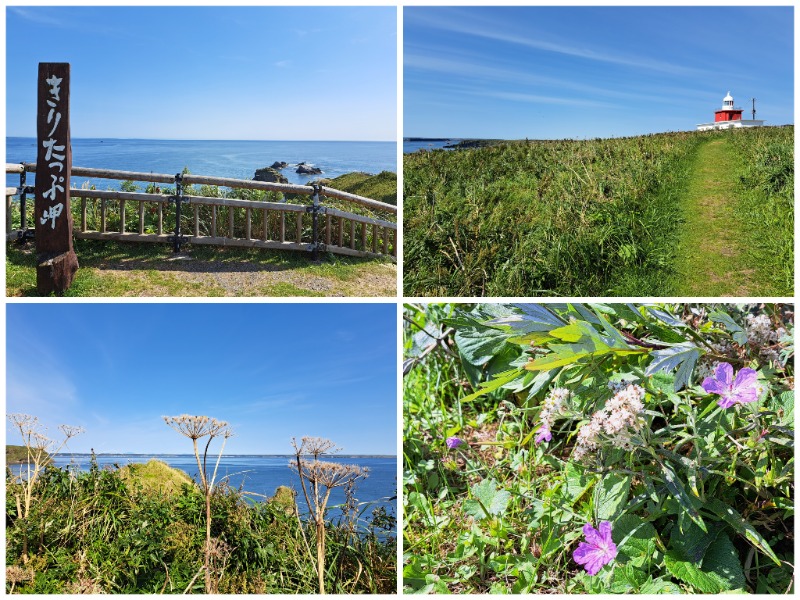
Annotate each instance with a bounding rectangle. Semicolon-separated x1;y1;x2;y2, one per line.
697;91;765;131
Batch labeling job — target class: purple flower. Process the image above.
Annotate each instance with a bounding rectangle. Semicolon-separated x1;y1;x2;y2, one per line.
702;363;760;409
573;521;617;575
445;436;464;449
534;426;552;444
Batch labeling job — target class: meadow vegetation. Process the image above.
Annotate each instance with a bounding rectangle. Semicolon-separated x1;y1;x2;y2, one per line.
404;303;793;593
6;415;396;594
403;127;793;296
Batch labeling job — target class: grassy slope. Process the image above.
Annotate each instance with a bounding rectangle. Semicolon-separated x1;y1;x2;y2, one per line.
403;127;793;297
118;459;194;496
404;132;703;296
322;171;397;205
6;445;45;463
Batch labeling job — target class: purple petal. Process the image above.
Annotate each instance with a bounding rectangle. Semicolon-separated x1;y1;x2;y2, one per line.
535;427;552;444
714;362;734;386
598;521;614;544
729;388;759;405
717;396;737;409
445;437;463;449
702;375;729;395
582;523;602;545
573;543;609;575
732;368;758;392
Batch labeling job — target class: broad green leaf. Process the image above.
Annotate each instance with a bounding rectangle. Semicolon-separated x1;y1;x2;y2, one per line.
487;303;564;335
460;369;522;403
664;553;727;593
454;320;509;366
659;462;706;532
704;498;781;566
593;473;631;521
463;478;511;520
646;307;687;328
702;532;746;591
564;462;593;504
645;342;701;391
669;520;722;563
776;390;794;426
709;310;749;346
613;513;657;567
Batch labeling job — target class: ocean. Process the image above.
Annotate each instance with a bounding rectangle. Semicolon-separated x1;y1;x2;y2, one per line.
403;138;459;153
5;137;397;190
16;454;396;530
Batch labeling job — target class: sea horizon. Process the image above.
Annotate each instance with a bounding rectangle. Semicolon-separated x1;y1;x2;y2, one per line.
6;137;397;187
53;452;396;458
8;135;397;144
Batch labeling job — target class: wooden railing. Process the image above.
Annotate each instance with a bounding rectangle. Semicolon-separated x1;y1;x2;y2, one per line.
6;163;397;260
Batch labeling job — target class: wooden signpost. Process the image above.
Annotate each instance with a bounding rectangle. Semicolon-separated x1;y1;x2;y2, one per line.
34;62;78;294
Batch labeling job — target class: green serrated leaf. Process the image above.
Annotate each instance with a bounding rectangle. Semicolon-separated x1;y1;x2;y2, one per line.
664;553;727;593
564;462;593;504
669;520;722;563
704;498;781;566
464;479;511;520
454;320;509;367
613;514;657;566
594;473;631;521
702;532;746;591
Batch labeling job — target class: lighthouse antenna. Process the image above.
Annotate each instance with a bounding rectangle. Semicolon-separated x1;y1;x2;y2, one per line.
752;98;756;120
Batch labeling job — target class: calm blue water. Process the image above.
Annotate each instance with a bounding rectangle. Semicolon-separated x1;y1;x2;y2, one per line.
403;139;459;153
19;454;396;530
6;137;397;191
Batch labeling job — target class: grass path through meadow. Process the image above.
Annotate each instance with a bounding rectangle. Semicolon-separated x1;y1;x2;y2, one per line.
675;137;755;295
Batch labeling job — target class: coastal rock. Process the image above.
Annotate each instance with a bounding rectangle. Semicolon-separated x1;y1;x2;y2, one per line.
253;167;288;184
296;163;322;175
269;161;288;169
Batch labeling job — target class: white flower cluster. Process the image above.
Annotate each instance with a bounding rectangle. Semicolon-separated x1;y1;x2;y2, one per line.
746;314;787;366
573;384;645;460
540;387;569;429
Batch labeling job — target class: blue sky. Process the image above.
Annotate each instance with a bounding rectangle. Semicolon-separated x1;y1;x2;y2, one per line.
405;7;794;139
6;6;396;141
6;303;397;455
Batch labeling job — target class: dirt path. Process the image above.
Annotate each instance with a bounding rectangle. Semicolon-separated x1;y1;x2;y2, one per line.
675;138;756;296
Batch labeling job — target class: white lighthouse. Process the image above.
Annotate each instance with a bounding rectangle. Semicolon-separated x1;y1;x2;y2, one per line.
697;91;765;131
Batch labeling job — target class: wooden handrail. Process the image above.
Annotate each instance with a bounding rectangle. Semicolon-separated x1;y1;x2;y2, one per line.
9;162;397;214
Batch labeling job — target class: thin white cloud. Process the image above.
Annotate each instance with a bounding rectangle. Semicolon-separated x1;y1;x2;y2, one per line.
408;9;705;77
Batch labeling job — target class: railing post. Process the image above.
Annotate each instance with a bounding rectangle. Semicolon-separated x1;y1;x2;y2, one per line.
168;172;189;253
19;165;27;231
310;183;323;261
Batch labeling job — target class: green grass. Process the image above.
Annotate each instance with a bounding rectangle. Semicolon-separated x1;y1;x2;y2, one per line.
7;460;396;594
403;127;793;296
6;445;45;464
729;127;794;294
674;128;794;296
119;459;194;496
6;239;395;297
321;171;398;205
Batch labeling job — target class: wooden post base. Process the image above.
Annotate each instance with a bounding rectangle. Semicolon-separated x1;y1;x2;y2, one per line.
36;250;79;295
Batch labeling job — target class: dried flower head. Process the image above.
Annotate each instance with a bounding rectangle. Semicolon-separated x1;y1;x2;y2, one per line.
291;459;369;489
291;436;341;458
163;415;231;440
